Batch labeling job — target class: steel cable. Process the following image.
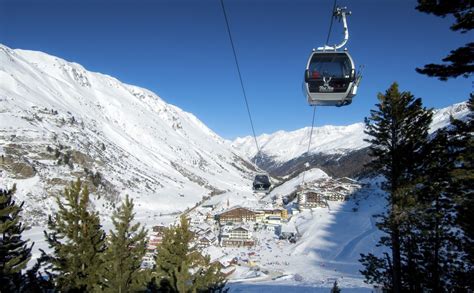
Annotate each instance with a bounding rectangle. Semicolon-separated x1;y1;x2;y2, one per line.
301;0;337;186
219;0;262;167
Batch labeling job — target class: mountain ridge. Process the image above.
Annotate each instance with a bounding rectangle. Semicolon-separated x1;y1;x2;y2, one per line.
0;44;255;224
232;101;470;178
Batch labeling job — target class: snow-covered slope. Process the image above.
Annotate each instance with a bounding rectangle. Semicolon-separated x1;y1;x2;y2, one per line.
233;102;470;164
267;168;329;200
0;44;255;223
197;169;386;291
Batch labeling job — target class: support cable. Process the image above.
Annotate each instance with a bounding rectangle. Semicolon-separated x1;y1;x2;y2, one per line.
219;0;262;167
301;0;337;187
301;106;317;184
326;0;338;45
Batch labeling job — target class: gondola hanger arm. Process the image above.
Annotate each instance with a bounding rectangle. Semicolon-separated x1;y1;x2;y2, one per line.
317;6;351;51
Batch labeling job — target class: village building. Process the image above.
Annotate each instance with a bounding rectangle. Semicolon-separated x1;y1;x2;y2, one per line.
147;238;160;253
220;265;236;277
205;212;214;221
190;215;206;226
213;255;238;277
298;191;328;209
152;225;167;234
255;208;288;224
255;211;266;223
190;222;213;236
197;232;218;248
143;224;169;269
147;225;168;253
314;178;335;189
216;206;257;224
306;192;328;208
141;253;155;269
220;225;255;247
264;215;282;225
326;190;347;201
262;209;288;219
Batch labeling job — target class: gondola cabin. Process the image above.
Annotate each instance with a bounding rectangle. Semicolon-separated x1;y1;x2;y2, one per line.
253;174;271;193
304;50;358;107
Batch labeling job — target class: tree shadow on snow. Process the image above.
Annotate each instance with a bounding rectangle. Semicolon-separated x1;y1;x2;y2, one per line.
228;282;372;292
302;183;387;279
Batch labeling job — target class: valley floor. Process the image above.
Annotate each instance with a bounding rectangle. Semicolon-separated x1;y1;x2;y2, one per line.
220;193;383;291
24;177;386;291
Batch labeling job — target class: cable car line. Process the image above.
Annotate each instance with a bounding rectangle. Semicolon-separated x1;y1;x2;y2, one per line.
325;0;338;45
319;0;338;82
301;106;317;184
219;0;261;159
301;0;338;186
219;0;271;193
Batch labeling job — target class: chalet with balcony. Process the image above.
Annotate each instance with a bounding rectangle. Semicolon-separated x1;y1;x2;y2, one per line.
197;232;217;248
216;206;256;224
220;225;255;247
298;191;328;209
326;190;347;201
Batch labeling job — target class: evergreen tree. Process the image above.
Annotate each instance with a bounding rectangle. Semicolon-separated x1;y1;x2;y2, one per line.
443;94;474;289
42;179;106;292
362;91;473;291
415;0;473;285
154;216;226;292
102;195;148;292
360;82;433;292
330;280;341;293
22;254;55;292
403;95;473;291
0;184;33;292
411;127;467;291
415;0;473;80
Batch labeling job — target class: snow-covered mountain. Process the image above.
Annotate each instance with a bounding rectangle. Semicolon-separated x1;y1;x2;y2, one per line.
233;102;470;178
0;44;256;224
3;44;467;291
233;123;368;164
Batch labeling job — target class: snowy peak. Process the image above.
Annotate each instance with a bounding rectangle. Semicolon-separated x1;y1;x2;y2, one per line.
233;123;369;163
0;44;254;223
1;44;227;149
233;101;470;164
430;101;470;131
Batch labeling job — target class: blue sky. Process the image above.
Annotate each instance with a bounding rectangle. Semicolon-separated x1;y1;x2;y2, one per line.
1;0;472;139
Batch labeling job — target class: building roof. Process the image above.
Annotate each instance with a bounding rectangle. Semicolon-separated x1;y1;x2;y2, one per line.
218;206;256;217
221;224;252;234
152;225;167;233
232;226;251;232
